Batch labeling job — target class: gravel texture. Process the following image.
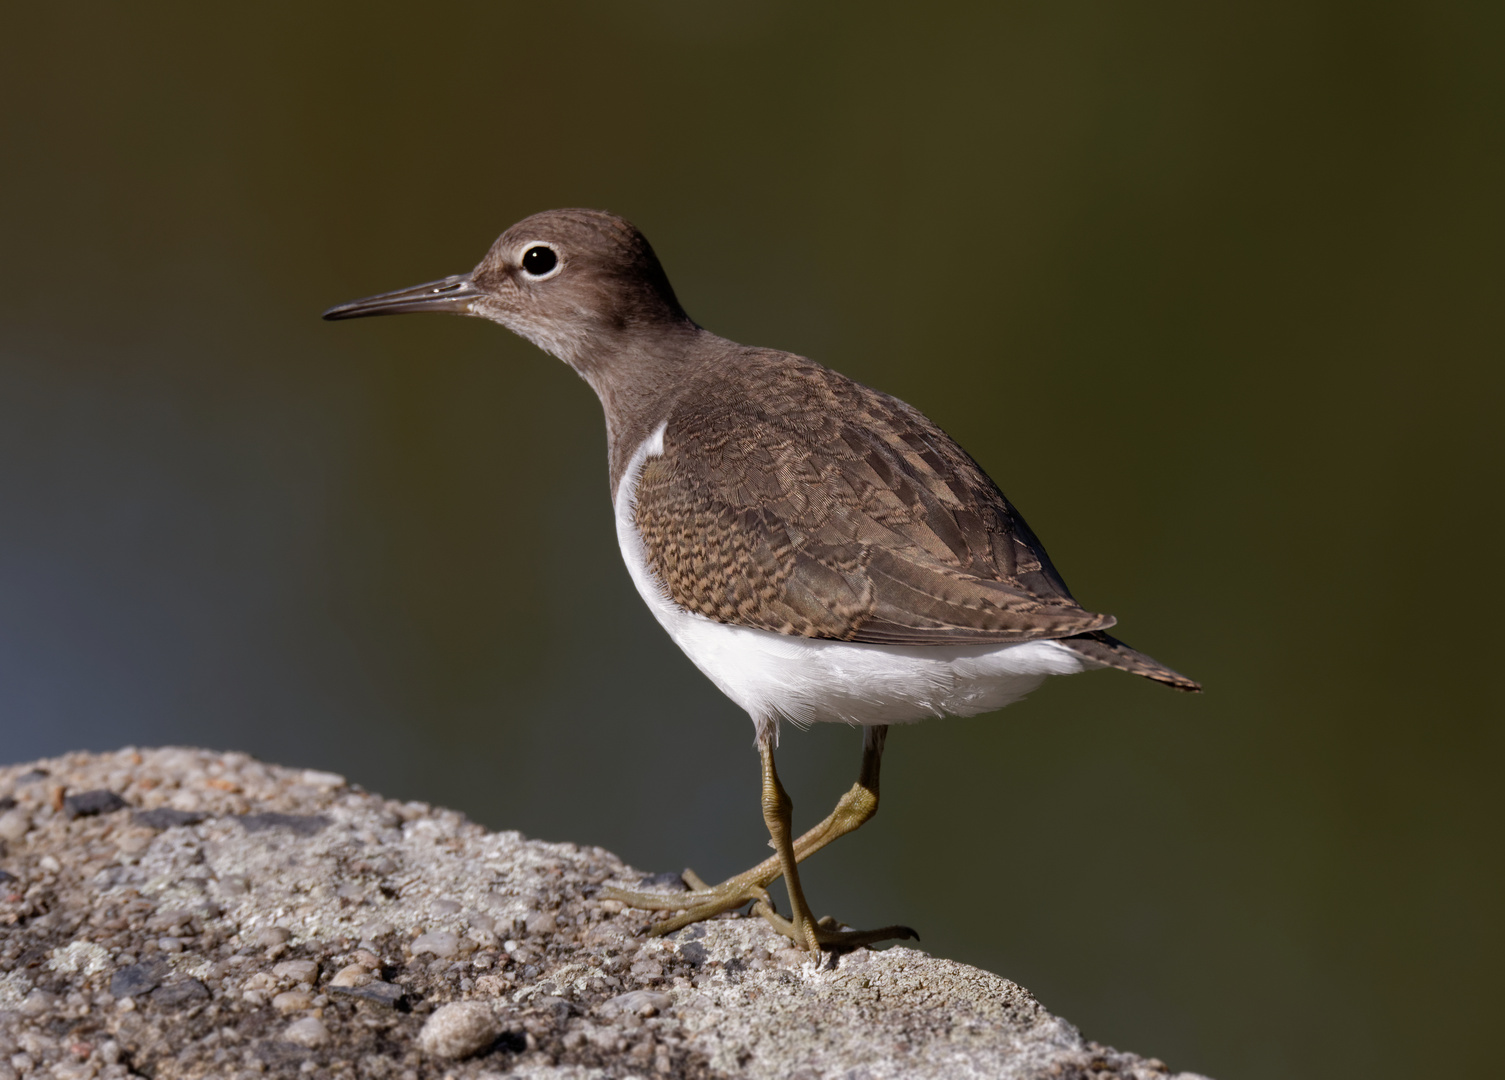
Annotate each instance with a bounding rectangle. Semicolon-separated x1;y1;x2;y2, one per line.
0;748;1212;1079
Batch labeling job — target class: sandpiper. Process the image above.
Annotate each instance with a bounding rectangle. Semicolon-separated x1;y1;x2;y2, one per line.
324;209;1199;954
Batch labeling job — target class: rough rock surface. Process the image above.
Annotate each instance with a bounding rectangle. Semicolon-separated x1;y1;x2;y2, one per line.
0;749;1211;1079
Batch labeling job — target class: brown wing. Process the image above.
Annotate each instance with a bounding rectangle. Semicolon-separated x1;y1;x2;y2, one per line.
632;351;1116;645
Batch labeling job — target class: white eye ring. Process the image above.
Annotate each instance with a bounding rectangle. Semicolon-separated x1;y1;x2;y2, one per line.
518;242;562;280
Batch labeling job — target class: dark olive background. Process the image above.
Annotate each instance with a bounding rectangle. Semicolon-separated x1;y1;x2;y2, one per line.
2;4;1500;1077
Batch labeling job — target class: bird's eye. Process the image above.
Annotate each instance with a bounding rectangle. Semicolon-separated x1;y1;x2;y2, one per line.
521;245;558;277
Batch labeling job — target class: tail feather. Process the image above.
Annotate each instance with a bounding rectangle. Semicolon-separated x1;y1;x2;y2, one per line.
1059;630;1201;692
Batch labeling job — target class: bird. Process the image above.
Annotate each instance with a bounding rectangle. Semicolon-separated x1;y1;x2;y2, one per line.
324;208;1199;955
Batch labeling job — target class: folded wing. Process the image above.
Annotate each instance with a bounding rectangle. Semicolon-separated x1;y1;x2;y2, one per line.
632;353;1116;646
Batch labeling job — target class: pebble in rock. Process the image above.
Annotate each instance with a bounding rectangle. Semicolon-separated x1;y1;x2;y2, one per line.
272;990;316;1014
281;1016;330;1049
360;920;394;941
252;926;293;949
410;931;460;959
20;991;59;1016
133;807;210;830
110;962;168;999
0;807;30;842
419;1002;502;1060
238;811;330;836
300;769;346;789
630;958;664;980
601;990;673;1018
272;959;319;985
328;964;372;988
152;980;210;1007
331;980;405;1008
62;790;128;819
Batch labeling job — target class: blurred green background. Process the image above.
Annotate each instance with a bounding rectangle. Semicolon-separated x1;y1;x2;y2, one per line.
2;3;1500;1077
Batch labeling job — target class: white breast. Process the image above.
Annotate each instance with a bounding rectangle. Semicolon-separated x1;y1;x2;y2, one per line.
614;423;1095;740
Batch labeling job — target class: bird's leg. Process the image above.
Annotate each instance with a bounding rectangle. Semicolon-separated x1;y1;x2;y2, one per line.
791;723;888;864
599;727;888;925
729;724;890;894
602;725;916;951
751;730;917;954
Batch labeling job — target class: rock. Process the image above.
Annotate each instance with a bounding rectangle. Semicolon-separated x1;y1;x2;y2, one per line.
419;1002;500;1060
330;979;404;1008
61;790;127;819
629;957;663;980
281;1016;330;1048
251;926;292;948
109;960;168;999
272;990;316;1014
599;989;672;1017
410;931;460;958
328;964;372;988
19;990;59;1016
132;807;210;829
359;918;394;941
151;979;209;1007
0;748;1212;1080
0;807;31;842
272;959;320;985
236;811;329;836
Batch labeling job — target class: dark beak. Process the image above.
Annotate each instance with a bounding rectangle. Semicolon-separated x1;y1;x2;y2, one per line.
322;273;481;320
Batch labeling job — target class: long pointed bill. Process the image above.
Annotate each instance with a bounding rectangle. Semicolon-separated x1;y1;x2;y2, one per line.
322;273;481;321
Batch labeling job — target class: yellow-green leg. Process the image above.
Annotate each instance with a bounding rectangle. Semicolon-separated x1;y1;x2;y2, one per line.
601;725;917;953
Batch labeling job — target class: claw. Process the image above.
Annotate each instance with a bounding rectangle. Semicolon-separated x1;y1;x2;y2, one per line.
603;873;914;953
755;904;918;954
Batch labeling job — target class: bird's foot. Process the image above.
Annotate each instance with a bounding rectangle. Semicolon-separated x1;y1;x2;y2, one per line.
601;869;918;953
753;903;918;955
600;869;777;936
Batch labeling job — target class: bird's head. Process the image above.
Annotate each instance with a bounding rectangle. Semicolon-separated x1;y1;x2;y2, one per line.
322;209;693;370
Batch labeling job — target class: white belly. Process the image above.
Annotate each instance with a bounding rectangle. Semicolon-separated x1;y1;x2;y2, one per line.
614;423;1094;739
